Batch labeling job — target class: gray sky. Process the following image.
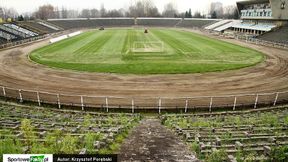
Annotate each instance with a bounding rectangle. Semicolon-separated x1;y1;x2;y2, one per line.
1;0;238;14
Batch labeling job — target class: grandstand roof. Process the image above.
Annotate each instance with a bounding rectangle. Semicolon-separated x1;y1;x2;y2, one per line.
237;0;269;5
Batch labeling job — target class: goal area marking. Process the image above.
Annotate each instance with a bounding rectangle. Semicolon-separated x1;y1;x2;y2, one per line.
131;41;164;53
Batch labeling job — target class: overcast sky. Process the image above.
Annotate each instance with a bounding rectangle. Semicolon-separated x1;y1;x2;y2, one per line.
1;0;238;14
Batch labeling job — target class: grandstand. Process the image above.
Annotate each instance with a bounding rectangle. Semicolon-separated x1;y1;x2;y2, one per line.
203;0;288;42
0;101;140;155
0;21;62;48
162;106;288;161
16;21;58;34
234;0;287;35
47;18;217;29
48;18;135;29
176;18;219;28
205;20;232;30
136;18;181;26
258;25;288;44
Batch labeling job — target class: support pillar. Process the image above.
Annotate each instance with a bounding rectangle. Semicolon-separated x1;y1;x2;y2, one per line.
273;93;279;106
209;97;213;112
2;87;6;97
131;98;135;113
158;98;162;114
81;96;84;111
233;96;237;111
37;91;41;106
105;97;109;112
18;89;23;103
254;94;259;109
57;94;61;109
185;99;188;113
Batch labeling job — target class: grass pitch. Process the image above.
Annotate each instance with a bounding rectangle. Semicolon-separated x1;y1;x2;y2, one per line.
30;28;264;74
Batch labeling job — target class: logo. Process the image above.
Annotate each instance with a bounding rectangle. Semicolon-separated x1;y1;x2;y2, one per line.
30;155;47;162
3;154;53;162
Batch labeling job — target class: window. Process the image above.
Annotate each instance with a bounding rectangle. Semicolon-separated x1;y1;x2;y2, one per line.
267;11;271;17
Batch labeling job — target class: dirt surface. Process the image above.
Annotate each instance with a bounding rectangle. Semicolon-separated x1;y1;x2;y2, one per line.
0;29;288;106
118;118;199;162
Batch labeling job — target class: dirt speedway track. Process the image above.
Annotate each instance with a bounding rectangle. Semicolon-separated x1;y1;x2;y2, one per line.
0;30;288;110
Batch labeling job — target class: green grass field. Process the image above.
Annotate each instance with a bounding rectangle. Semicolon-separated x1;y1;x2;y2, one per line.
30;28;264;74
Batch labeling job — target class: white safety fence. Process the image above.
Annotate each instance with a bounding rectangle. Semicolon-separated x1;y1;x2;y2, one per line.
0;85;288;113
0;35;46;49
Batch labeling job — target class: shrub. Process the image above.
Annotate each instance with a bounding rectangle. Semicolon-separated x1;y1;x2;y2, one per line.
206;149;228;162
284;116;288;125
191;142;200;155
83;114;92;129
0;133;22;161
271;145;288;161
243;152;257;162
60;135;78;154
20;119;36;147
44;130;64;153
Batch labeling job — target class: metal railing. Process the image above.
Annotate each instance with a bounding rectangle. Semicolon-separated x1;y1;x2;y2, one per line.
235;36;288;49
1;85;287;113
0;35;46;49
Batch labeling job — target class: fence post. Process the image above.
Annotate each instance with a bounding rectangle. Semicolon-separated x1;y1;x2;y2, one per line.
81;96;84;111
57;94;61;109
2;87;6;97
209;97;213;112
18;89;23;103
131;98;134;113
254;94;258;109
273;92;279;106
105;97;109;113
185;98;188;113
233;96;237;111
37;91;41;106
158;98;162;114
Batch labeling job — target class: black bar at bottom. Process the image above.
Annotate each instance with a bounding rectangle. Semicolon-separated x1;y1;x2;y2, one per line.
53;154;117;162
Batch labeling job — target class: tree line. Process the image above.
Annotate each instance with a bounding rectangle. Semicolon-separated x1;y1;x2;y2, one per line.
0;0;239;21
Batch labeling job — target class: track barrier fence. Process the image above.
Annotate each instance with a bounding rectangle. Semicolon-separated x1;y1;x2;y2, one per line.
1;86;288;113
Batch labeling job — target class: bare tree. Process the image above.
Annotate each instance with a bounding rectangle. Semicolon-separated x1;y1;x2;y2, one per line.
90;9;100;18
81;9;91;18
127;0;160;17
0;7;4;19
162;2;178;17
143;0;160;17
106;9;124;17
67;10;79;18
209;2;223;19
223;5;239;19
61;7;68;19
147;7;160;17
34;4;55;20
0;7;18;20
129;1;145;17
194;11;203;18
